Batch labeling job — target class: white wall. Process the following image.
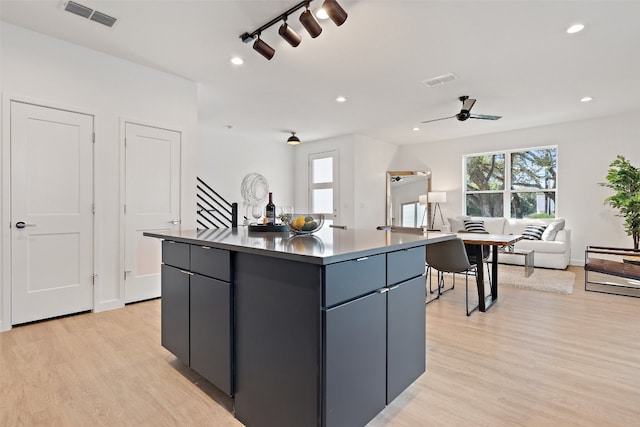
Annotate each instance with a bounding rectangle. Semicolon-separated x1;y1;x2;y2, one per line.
400;112;640;265
0;24;198;330
293;133;397;230
197;99;294;221
354;134;398;229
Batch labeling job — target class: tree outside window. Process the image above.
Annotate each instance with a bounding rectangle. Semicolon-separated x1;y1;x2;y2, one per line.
465;147;557;218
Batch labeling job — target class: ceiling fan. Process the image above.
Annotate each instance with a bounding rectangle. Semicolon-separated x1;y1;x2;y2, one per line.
422;96;502;124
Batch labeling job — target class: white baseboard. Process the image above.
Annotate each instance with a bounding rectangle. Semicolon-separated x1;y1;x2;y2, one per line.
94;299;125;313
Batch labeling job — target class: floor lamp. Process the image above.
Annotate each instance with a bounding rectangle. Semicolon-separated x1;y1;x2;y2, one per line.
428;191;447;230
418;194;428;227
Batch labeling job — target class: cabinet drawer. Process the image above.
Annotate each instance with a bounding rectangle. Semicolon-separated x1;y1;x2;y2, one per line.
162;240;190;270
191;245;231;281
324;254;385;307
387;246;425;285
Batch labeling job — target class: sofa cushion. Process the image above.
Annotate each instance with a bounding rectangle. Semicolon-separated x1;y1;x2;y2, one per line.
463;219;487;233
514;239;567;254
504;218;545;235
447;216;470;232
542;219;565;241
522;224;547;240
479;217;507;234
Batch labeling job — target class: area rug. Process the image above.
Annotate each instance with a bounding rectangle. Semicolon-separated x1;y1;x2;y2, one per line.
498;264;575;294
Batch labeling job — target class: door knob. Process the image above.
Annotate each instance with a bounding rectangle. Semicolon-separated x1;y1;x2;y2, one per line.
15;222;36;229
169;219;180;225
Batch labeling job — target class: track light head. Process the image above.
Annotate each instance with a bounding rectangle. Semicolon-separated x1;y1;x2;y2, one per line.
279;21;302;47
253;35;275;60
287;132;301;145
322;0;348;26
299;5;322;38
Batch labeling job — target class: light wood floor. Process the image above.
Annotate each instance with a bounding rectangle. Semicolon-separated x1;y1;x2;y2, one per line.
1;266;639;426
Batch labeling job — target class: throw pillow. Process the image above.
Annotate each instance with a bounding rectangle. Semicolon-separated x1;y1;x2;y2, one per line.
463;219;487;233
523;224;547;240
447;216;469;233
542;219;565;241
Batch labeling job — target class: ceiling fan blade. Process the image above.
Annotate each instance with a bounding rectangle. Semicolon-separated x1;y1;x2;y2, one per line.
470;114;502;121
421;115;456;124
462;98;476;112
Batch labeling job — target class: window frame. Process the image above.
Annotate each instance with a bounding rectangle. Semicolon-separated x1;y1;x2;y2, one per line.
308;150;340;224
463;145;558;218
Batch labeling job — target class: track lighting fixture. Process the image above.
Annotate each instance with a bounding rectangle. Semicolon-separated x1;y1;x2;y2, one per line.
299;4;323;38
279;20;302;47
239;0;348;60
253;35;275;60
287;132;301;145
322;0;348;26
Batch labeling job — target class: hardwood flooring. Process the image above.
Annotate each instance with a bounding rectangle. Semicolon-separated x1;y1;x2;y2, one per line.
1;266;639;426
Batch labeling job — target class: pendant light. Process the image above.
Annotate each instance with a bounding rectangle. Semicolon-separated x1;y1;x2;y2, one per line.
287;132;301;145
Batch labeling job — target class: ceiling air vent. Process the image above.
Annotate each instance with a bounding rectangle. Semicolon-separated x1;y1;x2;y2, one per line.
63;1;118;27
422;73;457;88
64;1;92;18
90;11;117;27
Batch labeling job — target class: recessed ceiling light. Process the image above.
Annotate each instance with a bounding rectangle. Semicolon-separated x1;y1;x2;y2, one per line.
413;127;420;132
566;23;585;34
580;96;593;102
315;8;329;20
230;56;244;65
336;96;346;103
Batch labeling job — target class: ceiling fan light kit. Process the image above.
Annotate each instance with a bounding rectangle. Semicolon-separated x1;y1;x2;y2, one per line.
422;95;502;124
240;0;348;60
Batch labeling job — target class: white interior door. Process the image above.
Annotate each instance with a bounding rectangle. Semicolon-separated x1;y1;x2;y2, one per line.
124;122;181;303
11;101;94;325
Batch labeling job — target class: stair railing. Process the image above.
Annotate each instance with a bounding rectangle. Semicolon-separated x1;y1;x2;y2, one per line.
196;176;238;229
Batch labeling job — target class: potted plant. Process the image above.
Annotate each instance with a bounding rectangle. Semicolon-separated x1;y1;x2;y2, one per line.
600;155;640;250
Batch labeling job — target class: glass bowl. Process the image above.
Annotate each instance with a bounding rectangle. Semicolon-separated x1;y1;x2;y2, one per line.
286;213;325;235
284;234;325;254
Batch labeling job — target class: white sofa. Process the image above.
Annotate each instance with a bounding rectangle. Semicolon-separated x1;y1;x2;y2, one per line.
443;216;571;270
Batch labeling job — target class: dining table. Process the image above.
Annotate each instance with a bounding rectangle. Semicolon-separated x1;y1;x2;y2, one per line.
457;232;523;313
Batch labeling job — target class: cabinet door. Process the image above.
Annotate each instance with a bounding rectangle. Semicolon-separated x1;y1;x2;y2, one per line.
324;291;386;427
161;264;190;365
190;274;232;396
387;275;426;403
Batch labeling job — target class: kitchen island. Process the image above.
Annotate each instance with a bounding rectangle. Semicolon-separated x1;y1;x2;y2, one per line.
144;226;453;427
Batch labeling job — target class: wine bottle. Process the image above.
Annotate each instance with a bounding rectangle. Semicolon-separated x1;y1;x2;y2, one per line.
265;192;276;224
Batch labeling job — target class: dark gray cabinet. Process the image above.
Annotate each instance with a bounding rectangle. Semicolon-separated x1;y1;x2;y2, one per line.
321;246;426;426
190;274;232;395
387;275;426;403
161;240;233;396
324;290;387;427
161;264;190;365
156;232;429;427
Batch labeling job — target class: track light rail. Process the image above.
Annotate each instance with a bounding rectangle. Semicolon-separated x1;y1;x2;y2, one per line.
240;1;309;43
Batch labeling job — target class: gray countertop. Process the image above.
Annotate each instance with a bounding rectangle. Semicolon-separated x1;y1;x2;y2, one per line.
144;226;455;265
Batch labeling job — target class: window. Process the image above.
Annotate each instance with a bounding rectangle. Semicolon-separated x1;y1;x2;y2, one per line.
309;151;339;223
401;201;427;227
465;147;557;218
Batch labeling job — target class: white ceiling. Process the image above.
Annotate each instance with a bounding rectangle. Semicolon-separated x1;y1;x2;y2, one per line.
2;0;640;146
